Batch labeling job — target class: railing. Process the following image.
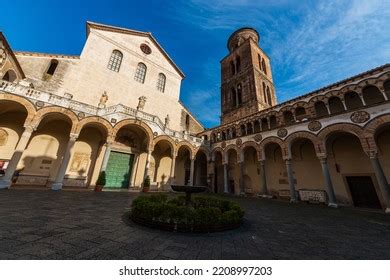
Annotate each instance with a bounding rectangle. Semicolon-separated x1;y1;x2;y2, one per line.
0;80;204;144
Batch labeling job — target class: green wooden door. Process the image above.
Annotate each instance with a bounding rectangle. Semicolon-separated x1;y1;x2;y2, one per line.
105;152;134;188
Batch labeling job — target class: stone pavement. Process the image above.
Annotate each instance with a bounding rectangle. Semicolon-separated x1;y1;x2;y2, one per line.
0;190;389;259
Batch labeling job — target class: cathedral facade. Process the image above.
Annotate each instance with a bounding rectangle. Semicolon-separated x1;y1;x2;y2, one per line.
0;22;204;191
1;23;390;213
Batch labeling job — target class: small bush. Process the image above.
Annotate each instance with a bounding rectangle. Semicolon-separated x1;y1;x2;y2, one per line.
96;171;106;186
130;195;244;232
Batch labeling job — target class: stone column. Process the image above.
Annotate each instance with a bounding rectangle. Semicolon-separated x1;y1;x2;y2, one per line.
99;142;112;173
370;153;390;213
319;157;338;207
380;89;388;101
143;149;152;180
223;163;229;193
259;160;270;196
0;126;34;189
325;104;331;115
341;99;347;111
358;93;367;106
239;161;244;195
49;133;78;191
170;154;176;184
128;154;138;188
189;158;195;186
285;159;298;202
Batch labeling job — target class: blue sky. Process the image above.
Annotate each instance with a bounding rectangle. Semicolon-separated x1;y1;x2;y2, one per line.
1;0;389;128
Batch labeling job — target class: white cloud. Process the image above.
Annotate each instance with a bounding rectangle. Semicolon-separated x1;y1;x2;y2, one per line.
171;0;390;126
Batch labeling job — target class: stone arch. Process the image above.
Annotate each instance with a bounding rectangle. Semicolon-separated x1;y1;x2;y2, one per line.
259;136;287;159
196;146;211;162
211;147;223;162
153;135;176;156
285;131;323;156
362;85;385;106
365;113;390;137
75;116;113;138
240;141;259;160
176;141;194;159
0;94;37;125
113;119;154;149
32;106;79;133
225;144;239;154
317;123;368;155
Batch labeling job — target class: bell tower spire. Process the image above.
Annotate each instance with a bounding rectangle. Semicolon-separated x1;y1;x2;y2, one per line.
220;27;276;124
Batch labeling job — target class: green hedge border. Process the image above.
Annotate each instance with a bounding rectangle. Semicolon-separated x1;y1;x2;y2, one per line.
130;194;245;233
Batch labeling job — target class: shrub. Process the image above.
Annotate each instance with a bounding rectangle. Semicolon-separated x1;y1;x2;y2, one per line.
96;171;106;186
143;176;151;188
130;195;244;232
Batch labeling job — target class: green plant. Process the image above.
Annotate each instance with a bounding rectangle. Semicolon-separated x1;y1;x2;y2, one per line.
143;176;151;188
96;171;106;186
130;195;245;231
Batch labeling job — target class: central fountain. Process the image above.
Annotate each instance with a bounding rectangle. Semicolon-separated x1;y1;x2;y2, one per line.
171;185;207;205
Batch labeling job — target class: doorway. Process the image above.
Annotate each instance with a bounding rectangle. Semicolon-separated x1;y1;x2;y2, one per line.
105;151;134;188
346;176;381;209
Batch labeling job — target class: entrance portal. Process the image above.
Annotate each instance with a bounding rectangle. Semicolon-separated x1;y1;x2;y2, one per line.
346;176;381;209
105;152;134;188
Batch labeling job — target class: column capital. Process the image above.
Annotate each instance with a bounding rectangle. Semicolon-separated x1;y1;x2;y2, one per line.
69;133;79;142
367;150;378;159
317;155;328;162
23;125;36;134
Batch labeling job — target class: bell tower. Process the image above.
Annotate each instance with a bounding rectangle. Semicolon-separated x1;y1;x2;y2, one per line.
220;27;276;124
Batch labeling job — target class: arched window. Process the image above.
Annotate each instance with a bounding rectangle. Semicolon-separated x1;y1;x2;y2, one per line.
362;85;384;106
231;61;236;75
266;86;272;105
295;107;307;121
258;54;262;71
107;50;123;72
237;84;242;105
231;88;237;107
232;128;236;138
236;56;241;73
262;82;267;104
384;80;390;99
157;73;166;92
314;101;328;117
134;63;147;83
261;118;268;131
254;120;261;133
240;124;246;136
283;111;295;125
261;58;267;75
46;59;58;75
344;91;363;110
328;96;344;114
247;123;253;134
2;69;17;82
269;115;277;129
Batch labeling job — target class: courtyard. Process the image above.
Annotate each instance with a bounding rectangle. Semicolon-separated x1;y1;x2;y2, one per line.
0;189;389;260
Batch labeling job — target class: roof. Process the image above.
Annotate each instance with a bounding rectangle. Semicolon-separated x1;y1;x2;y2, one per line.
0;32;26;79
14;51;79;59
86;21;185;79
179;100;205;130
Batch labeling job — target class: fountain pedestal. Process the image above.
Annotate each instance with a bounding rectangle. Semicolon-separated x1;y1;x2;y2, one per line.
171;185;207;205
